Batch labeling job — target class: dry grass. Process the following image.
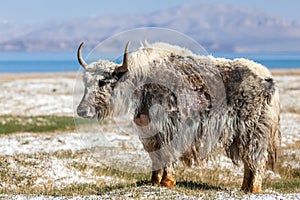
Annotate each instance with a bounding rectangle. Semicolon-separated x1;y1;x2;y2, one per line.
284;106;300;115
0;150;148;196
271;69;300;76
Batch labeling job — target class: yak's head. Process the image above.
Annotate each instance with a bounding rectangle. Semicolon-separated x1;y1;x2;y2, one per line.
76;42;130;120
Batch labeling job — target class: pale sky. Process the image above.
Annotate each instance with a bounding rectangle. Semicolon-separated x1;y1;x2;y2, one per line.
1;0;300;25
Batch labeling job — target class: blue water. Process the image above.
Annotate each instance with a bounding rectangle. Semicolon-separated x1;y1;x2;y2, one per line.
0;51;299;73
0;60;80;73
213;52;300;69
0;52;81;73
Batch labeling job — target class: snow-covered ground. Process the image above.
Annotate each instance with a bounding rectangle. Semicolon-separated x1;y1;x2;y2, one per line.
0;73;76;116
0;72;299;199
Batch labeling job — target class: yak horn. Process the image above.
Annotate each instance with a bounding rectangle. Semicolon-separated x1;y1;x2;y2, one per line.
77;42;88;68
116;41;130;73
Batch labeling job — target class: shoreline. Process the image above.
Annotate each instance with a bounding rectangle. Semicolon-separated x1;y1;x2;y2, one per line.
0;71;78;80
271;68;300;76
0;68;300;79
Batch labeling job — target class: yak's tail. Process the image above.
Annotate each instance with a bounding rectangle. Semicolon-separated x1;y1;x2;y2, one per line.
266;89;281;170
267;128;281;170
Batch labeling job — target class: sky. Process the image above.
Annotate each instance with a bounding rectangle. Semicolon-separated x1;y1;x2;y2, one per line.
1;0;300;26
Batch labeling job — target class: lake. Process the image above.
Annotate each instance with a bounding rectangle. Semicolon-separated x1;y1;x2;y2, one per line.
0;51;299;73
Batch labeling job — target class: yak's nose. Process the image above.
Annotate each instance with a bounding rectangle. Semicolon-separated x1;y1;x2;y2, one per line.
77;105;96;118
77;107;87;117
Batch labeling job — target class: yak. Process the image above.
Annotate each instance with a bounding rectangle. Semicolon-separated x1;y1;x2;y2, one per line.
76;41;280;193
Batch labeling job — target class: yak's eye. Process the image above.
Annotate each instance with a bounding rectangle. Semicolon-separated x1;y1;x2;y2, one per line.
98;80;106;87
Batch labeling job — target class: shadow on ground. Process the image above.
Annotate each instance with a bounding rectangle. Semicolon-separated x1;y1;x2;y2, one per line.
137;180;225;191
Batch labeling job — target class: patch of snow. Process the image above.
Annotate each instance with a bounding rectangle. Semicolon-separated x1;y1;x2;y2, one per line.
0;131;138;155
0;132;88;155
280;113;300;147
265;170;281;179
4;154;125;190
0;78;76;116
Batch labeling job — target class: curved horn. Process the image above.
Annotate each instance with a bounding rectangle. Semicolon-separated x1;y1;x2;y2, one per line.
122;41;130;68
116;41;130;73
77;42;88;68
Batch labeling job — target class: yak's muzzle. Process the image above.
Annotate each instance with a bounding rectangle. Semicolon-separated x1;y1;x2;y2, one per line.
77;104;96;119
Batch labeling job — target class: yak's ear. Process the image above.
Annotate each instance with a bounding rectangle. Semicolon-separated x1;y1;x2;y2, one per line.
115;41;130;73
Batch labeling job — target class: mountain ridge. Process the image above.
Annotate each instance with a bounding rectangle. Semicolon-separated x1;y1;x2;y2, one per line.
1;3;300;53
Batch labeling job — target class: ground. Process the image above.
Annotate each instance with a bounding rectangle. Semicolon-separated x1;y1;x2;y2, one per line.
0;70;299;199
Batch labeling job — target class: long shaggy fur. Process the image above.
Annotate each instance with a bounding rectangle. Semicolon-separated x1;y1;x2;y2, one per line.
77;42;281;193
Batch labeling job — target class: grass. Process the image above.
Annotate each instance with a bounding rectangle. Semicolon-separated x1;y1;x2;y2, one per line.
262;141;300;193
0;115;75;134
0;146;299;197
0;134;299;197
0;115;95;134
0;150;150;196
263;164;300;193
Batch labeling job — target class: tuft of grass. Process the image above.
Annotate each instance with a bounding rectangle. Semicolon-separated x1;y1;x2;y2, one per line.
263;165;300;193
285;106;300;115
93;166;151;185
282;140;300;150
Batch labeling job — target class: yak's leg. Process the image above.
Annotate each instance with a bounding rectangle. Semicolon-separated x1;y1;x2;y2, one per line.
250;162;265;194
134;113;176;187
149;149;176;187
149;151;163;185
242;160;265;194
241;161;252;193
161;162;176;188
147;151;164;185
134;113;163;185
140;137;165;186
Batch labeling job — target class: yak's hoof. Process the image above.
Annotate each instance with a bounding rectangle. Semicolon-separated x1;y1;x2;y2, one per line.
161;177;176;188
151;175;162;186
250;185;262;194
241;185;261;194
241;185;250;194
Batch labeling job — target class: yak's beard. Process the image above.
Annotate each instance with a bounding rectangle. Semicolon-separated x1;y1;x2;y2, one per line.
95;104;112;121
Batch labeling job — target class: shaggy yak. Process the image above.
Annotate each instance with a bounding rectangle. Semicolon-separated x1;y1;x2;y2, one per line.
76;41;280;193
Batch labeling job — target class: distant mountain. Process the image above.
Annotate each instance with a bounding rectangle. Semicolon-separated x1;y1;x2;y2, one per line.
1;3;300;52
